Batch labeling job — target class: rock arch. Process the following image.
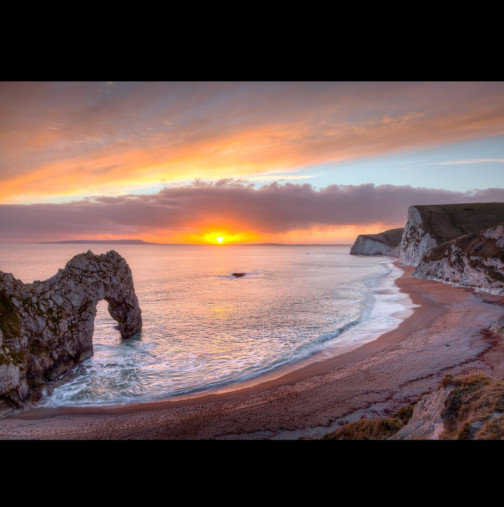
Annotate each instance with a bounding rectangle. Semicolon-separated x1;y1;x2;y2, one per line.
0;250;142;414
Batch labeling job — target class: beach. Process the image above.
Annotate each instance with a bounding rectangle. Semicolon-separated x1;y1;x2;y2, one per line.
1;264;504;440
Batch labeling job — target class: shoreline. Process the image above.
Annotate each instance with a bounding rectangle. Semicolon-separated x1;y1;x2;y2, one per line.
30;255;412;409
1;265;504;439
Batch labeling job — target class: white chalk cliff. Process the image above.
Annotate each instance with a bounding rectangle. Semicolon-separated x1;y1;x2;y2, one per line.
398;206;440;266
352;202;504;293
396;203;504;293
399;203;504;267
413;224;504;294
350;228;404;256
0;250;142;415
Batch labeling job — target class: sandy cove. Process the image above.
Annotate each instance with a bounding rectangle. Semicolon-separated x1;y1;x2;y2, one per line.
1;264;504;440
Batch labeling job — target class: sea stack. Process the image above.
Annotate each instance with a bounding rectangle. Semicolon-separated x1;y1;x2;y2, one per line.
0;250;142;415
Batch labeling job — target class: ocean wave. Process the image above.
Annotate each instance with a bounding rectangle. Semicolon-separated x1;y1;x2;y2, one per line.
35;247;418;408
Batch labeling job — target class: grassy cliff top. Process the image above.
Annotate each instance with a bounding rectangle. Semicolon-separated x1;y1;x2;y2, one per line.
412;202;504;244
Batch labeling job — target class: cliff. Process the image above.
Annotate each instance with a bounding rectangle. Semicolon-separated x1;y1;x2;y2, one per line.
413;224;504;293
350;228;404;256
392;373;504;440
399;203;504;266
0;250;142;415
322;372;504;440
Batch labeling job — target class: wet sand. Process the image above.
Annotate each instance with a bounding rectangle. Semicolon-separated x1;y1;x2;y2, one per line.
1;265;504;440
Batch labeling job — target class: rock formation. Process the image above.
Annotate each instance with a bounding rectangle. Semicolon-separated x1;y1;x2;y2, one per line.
490;314;504;337
413;224;504;293
0;250;142;414
399;203;504;267
322;371;504;440
391;373;504;440
350;228;404;256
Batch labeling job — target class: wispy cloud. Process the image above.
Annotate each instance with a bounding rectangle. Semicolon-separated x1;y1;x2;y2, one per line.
2;82;504;203
434;158;504;165
240;174;316;182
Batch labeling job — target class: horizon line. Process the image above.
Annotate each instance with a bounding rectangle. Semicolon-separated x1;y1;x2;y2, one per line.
0;240;353;247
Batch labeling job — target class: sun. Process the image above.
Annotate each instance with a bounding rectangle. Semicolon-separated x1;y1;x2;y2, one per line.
185;230;259;245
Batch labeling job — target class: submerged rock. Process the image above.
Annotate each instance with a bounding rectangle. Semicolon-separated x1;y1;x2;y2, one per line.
350;228;403;257
232;273;246;278
0;250;142;414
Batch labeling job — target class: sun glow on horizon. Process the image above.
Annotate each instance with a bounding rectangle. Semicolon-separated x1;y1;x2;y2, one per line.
182;230;259;245
21;222;398;246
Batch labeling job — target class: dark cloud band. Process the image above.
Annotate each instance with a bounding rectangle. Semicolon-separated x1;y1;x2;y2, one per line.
1;180;503;242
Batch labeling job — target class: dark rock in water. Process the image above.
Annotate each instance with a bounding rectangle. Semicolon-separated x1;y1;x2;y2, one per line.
0;250;142;416
232;273;246;277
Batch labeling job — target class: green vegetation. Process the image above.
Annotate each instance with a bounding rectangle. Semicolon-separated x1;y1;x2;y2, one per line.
394;403;415;424
441;373;504;439
29;340;48;356
321;403;416;440
323;418;403;440
78;301;92;315
0;346;25;366
476;415;504;439
0;291;21;340
320;374;504;440
8;349;25;364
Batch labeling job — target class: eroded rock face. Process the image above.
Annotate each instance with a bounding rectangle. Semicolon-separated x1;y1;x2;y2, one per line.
399;203;504;267
390;387;449;440
413;224;504;294
490;314;504;337
0;250;142;413
398;206;439;266
350;228;403;257
392;373;504;440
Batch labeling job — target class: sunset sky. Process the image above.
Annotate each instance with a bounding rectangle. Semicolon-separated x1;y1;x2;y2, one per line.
2;81;504;244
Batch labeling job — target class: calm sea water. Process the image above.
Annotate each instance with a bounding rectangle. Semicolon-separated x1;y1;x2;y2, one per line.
0;243;414;407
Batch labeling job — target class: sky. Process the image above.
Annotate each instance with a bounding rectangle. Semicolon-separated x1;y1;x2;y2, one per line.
1;81;504;244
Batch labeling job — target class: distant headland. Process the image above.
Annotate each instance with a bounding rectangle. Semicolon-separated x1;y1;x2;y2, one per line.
37;239;161;245
36;240;349;247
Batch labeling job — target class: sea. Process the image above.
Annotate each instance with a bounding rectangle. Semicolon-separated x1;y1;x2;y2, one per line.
0;243;416;407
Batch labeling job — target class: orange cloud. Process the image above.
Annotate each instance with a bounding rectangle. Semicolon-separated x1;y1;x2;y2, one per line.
2;82;504;204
